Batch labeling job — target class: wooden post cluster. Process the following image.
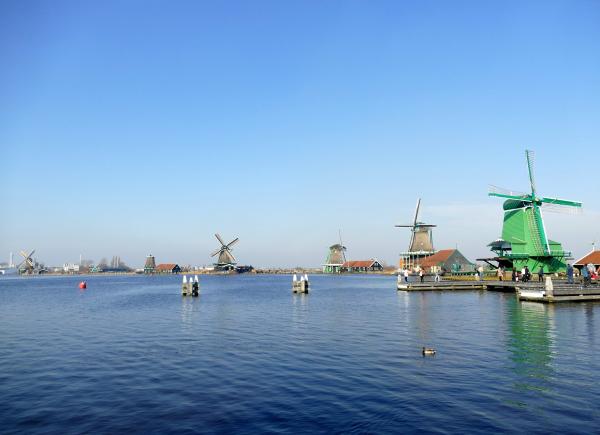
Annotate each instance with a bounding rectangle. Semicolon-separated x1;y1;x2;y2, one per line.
182;275;200;297
292;273;309;293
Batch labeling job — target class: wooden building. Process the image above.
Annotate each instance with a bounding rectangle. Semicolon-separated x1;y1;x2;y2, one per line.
155;263;181;274
414;249;474;274
574;249;600;272
342;259;383;273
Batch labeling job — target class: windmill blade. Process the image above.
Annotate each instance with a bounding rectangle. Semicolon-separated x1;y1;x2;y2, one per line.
414;224;437;228
215;233;225;246
488;192;531;201
539;196;582;214
526;149;536;195
540;197;582;208
542;203;583;214
211;248;223;257
20;250;30;259
226;238;239;248
488;185;527;199
413;198;421;228
395;224;415;227
408;228;416;252
227;251;237;263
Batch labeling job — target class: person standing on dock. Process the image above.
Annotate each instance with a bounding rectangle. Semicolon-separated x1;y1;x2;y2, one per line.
478;265;484;281
538;267;544;282
567;263;574;284
511;269;516;282
582;265;590;287
419;269;424;283
403;269;409;283
497;267;504;281
434;270;440;282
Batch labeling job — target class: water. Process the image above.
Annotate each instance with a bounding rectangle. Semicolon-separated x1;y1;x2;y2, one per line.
1;274;599;434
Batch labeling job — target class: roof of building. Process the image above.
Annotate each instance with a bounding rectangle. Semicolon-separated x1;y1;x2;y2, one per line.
415;249;456;268
155;263;179;271
574;250;600;266
342;260;380;268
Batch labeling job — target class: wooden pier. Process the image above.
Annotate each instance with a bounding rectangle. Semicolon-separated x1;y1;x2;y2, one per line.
518;283;600;303
397;278;600;302
397;281;487;291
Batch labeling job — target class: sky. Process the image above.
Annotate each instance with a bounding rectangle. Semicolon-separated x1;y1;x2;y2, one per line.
1;0;599;268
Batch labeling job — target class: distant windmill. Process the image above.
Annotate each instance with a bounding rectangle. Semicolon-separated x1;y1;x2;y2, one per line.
323;230;347;274
211;234;239;270
487;149;582;273
395;198;436;253
17;249;36;274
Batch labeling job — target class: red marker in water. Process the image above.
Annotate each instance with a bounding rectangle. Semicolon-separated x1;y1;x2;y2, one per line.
78;281;87;289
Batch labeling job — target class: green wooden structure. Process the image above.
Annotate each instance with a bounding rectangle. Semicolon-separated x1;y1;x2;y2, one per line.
487;150;582;273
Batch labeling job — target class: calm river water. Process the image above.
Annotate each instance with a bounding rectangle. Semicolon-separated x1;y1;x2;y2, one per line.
1;274;599;433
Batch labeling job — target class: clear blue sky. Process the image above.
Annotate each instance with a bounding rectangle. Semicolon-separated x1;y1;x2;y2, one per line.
1;0;599;268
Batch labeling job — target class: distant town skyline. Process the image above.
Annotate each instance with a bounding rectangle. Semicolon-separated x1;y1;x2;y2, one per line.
1;1;599;268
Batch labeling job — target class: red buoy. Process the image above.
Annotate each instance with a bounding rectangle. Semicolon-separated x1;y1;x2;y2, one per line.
79;281;87;289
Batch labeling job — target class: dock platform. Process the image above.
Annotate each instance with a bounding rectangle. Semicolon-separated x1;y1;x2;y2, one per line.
397;279;600;302
518;284;600;303
397;281;487;291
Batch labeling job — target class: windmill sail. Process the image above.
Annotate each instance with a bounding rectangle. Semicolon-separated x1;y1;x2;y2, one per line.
395;198;436;253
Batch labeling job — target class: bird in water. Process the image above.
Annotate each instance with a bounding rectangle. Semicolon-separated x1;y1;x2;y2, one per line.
422;347;436;356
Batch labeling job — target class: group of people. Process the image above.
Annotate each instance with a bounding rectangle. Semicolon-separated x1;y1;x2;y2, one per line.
405;262;599;285
581;263;598;287
510;266;532;282
400;268;441;283
505;263;598;286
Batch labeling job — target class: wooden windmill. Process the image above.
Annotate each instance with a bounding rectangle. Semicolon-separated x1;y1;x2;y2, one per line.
211;233;239;271
487;149;582;273
395;199;437;270
17;249;37;274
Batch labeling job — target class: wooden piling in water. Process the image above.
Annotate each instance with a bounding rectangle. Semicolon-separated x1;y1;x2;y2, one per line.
292;274;309;293
182;275;200;297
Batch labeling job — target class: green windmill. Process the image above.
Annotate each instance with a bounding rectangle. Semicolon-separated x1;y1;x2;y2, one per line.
487;150;582;273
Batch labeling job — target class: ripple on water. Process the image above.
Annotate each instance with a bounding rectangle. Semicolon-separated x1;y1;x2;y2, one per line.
1;274;599;433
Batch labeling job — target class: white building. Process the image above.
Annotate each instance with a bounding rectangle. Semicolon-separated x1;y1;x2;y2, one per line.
63;263;80;273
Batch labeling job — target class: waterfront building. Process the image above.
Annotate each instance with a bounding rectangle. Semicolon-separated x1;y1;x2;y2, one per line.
155;263;181;274
414;249;474;274
342;259;383;273
63;263;80;274
574;247;600;273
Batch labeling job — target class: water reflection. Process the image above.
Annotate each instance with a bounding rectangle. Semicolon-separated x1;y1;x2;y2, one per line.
291;293;309;330
506;298;555;395
399;292;432;343
180;296;199;331
585;304;594;342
